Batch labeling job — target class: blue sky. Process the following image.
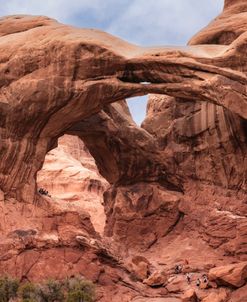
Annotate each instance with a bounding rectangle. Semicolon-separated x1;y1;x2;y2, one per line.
0;0;224;124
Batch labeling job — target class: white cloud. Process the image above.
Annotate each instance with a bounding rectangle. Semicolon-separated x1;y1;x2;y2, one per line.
1;0;117;24
0;0;224;46
106;0;224;45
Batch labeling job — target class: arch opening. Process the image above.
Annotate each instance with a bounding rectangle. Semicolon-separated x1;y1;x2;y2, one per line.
37;134;109;235
126;95;149;126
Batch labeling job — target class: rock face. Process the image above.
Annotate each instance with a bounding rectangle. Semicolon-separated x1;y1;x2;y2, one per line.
104;183;181;251
0;0;247;301
37;134;108;234
142;95;247;191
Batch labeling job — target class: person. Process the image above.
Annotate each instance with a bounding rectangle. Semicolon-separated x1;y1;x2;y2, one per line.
200;274;209;289
175;264;182;274
202;274;208;283
186;273;192;284
38;188;50;196
196;278;201;287
38;188;43;194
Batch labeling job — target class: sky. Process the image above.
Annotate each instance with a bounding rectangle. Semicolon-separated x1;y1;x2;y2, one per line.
0;0;224;124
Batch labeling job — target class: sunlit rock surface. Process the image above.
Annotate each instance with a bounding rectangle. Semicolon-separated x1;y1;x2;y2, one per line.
38;134;108;234
0;0;247;301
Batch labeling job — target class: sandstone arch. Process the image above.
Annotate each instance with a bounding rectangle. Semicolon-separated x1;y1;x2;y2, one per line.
0;1;247;202
0;2;247;301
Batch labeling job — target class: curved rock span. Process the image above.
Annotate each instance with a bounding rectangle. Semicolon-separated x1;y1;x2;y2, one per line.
0;0;247;301
0;2;247;201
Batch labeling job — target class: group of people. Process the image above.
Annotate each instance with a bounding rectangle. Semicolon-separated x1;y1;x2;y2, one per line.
38;188;50;197
174;264;209;288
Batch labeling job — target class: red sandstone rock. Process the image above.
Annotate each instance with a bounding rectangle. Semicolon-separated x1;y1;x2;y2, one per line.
104;183;181;251
209;262;247;288
228;284;247;302
166;275;190;294
126;256;151;281
0;6;247;202
0;0;247;301
201;288;229;302
182;289;198;302
132;299;182;302
143;270;167;287
133;299;182;302
38;134;108;234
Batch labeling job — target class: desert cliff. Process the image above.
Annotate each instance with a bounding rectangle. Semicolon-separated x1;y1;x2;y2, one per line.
0;0;247;301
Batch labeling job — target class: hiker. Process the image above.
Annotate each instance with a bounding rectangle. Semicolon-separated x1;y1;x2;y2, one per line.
202;274;208;283
186;273;192;284
38;188;44;194
199;274;209;289
38;188;50;196
175;264;182;274
196;278;201;287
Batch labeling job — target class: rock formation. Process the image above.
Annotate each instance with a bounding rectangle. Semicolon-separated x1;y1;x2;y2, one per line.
0;0;247;301
37;134;108;234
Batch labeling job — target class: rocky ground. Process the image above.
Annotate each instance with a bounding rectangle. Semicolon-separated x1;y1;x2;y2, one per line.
1;133;246;301
0;0;247;301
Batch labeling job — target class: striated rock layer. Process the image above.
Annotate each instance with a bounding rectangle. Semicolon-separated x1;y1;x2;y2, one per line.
0;0;247;301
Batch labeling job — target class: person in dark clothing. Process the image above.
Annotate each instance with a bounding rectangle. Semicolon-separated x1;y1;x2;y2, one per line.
38;188;43;194
174;264;182;274
38;188;50;196
186;273;192;284
202;274;208;283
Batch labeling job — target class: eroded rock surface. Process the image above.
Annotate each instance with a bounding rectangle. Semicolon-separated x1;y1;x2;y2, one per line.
38;134;108;234
104;183;181;251
0;0;247;301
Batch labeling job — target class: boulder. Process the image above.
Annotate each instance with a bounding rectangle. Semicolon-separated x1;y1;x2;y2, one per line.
201;288;229;302
143;270;167;287
228;284;247;302
127;256;151;281
182;289;198;302
209;262;247;288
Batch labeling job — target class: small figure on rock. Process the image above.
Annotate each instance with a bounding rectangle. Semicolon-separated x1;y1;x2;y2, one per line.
200;274;209;289
186;273;192;284
38;188;50;197
202;274;208;283
174;264;182;274
196;278;201;287
38;188;44;194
